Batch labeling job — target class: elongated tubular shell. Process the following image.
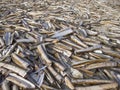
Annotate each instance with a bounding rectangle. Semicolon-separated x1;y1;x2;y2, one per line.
6;73;35;89
37;45;52;65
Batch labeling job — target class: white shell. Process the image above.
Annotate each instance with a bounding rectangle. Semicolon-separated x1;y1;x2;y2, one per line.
71;68;83;78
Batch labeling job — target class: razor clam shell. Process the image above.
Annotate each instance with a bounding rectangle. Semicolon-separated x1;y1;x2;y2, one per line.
86;30;98;36
72;79;114;85
85;61;118;70
102;49;120;59
11;53;30;69
51;28;73;38
3;32;13;46
37;45;52;65
16;39;35;43
47;66;62;83
6;73;35;89
75;82;118;90
70;35;88;48
65;76;74;90
0;62;28;77
61;39;83;49
75;45;102;53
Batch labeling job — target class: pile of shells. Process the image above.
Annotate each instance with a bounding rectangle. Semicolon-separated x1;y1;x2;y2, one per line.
0;0;120;90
